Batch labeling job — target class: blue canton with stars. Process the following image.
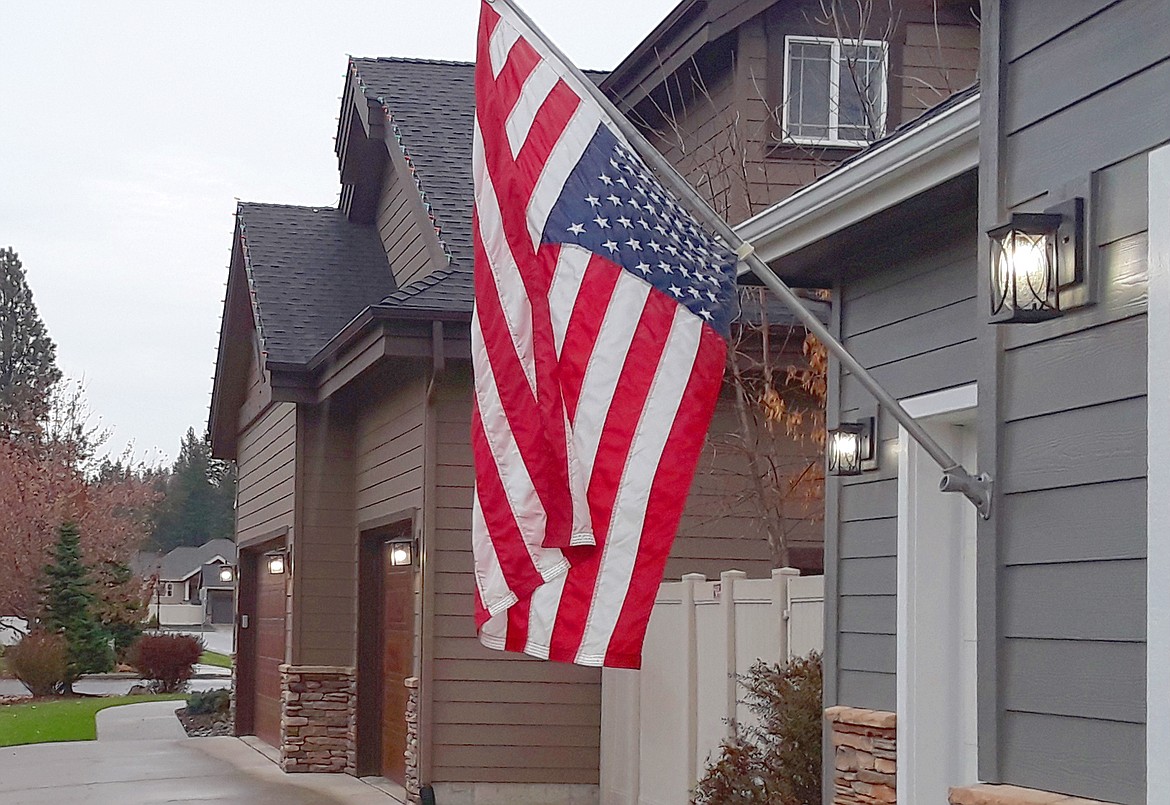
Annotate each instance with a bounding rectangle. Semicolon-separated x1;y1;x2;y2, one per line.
542;125;739;340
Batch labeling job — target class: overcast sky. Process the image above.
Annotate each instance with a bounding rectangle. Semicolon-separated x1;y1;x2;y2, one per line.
0;0;677;464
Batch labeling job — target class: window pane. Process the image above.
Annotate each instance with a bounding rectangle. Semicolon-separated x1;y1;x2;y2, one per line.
837;43;884;141
788;41;831;140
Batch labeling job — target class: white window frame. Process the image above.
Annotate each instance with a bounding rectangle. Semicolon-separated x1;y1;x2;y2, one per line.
781;35;889;147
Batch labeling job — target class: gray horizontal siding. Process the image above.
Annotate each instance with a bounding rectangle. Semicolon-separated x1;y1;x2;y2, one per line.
1000;711;1144;804
832;214;978;712
993;8;1157;797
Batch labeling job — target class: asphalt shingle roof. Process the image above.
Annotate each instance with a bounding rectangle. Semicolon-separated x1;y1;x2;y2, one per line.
351;58;608;317
157;539;237;582
237;202;396;364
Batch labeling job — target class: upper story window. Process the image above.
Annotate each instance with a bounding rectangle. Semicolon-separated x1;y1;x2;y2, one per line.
782;36;888;146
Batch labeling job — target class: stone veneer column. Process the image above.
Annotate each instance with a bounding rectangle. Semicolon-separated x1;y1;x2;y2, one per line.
404;676;421;804
279;664;357;774
825;706;897;804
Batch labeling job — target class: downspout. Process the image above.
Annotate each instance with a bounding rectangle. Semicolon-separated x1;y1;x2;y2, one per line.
420;319;445;791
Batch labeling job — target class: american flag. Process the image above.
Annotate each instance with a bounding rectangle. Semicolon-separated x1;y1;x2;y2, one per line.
471;0;739;668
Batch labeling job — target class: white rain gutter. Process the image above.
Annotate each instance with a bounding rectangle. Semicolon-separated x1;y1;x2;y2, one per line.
735;91;980;270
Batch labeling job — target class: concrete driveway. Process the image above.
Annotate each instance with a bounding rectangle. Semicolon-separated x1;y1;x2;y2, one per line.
0;701;399;804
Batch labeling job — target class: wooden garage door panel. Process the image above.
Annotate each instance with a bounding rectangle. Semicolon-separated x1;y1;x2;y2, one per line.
381;545;414;783
254;567;286;748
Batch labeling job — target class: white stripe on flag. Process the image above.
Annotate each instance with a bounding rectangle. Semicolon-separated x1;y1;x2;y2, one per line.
473;121;537;396
524;572;567;659
526;99;602;250
548;245;592;357
575;308;703;664
471;312;570;589
505;60;560;158
471;485;521;617
572;271;651;484
488;16;521;78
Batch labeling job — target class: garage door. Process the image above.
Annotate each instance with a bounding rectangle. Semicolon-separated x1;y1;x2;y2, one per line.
381;544;415;783
207;590;233;624
253;563;287;748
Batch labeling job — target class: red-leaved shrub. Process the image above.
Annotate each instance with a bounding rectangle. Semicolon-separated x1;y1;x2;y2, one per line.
128;633;203;692
8;631;68;697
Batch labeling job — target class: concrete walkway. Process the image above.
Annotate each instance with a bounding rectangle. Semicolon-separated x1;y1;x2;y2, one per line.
0;701;398;804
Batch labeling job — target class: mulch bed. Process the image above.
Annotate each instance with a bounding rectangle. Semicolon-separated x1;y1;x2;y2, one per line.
0;694;31;706
175;707;233;737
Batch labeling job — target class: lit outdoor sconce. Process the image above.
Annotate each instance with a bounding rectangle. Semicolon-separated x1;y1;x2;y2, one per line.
218;565;236;583
266;551;287;575
827;418;875;477
388;538;414;568
989;197;1086;323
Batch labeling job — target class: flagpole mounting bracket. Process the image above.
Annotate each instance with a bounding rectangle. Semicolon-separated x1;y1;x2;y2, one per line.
940;468;993;520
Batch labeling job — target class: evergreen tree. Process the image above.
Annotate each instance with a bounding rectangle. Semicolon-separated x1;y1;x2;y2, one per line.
150;428;236;551
91;559;146;662
41;522;114;692
0;247;61;438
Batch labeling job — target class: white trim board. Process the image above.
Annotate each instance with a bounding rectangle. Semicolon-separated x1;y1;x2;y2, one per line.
897;382;979;805
1147;144;1170;803
735;91;979;270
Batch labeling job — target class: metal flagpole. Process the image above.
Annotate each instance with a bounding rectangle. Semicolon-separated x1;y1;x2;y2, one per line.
493;0;994;520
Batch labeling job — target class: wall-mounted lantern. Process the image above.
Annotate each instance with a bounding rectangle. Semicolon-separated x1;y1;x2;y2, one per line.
218;565;236;584
988;197;1086;323
388;538;415;568
266;551;287;575
827;418;874;477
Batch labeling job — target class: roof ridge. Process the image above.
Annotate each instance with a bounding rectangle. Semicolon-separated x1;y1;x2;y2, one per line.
351;55;474;68
237;201;339;212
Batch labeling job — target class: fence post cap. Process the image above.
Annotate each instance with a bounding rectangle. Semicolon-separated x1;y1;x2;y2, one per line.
772;567;801;579
720;569;748;581
681;573;707;582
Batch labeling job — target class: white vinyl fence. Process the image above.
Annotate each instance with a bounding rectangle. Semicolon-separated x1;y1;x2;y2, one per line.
147;602;205;626
601;568;824;805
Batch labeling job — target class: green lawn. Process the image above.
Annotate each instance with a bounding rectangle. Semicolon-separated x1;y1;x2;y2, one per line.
0;694;186;747
198;650;233;669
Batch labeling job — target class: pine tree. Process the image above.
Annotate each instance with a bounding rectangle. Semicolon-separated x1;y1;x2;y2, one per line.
41;522;114;692
150;428;236;551
0;247;62;438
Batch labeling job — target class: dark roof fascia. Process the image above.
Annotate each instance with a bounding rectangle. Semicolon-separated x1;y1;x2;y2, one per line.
262;303;471;403
602;0;706;101
208;221;262;460
601;0;772;109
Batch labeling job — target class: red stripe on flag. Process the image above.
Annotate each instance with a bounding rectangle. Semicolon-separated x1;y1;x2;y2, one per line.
505;595;532;653
470;395;548;603
603;325;728;668
548;287;678;662
478;0;500;44
492;36;542;117
558;255;621;423
473;222;573;549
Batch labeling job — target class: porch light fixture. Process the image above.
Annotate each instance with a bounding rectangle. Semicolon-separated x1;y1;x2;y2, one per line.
388;539;414;568
827;419;874;477
218;565;235;583
266;551;287;575
988;197;1086;323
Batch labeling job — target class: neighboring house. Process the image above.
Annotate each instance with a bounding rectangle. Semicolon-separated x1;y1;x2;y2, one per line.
735;1;1169;804
601;0;980;226
144;538;238;627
